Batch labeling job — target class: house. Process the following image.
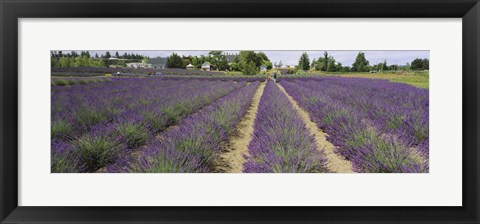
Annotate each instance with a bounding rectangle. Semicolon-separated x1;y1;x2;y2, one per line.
260;65;267;72
186;64;194;69
148;57;168;69
201;62;211;71
126;62;153;69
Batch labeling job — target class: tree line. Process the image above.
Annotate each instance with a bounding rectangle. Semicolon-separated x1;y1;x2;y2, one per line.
297;51;429;72
166;51;272;75
51;51;145;67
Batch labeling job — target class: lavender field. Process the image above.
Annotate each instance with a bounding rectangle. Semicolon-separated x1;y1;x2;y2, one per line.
51;76;428;173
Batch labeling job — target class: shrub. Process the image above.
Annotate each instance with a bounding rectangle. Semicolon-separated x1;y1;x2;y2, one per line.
75;108;109;130
115;122;149;148
51;120;73;139
75;134;122;172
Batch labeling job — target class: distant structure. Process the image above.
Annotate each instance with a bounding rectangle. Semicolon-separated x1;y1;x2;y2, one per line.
201;62;211;71
148;57;168;69
260;65;267;72
126;62;153;69
186;63;194;69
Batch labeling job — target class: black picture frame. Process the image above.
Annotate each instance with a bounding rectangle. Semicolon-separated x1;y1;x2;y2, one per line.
1;0;479;223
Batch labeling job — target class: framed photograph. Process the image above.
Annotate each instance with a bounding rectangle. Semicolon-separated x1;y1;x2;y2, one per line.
1;0;479;223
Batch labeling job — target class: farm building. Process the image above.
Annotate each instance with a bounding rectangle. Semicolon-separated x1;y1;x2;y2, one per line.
201;62;211;71
186;64;194;69
148;57;168;69
260;65;268;72
126;62;153;69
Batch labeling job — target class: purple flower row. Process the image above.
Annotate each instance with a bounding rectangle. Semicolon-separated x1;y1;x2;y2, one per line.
51;78;245;172
106;81;261;173
243;81;329;173
280;77;428;173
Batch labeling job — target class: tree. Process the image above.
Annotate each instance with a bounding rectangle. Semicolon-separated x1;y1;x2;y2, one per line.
166;53;184;68
326;56;337;72
311;58;316;69
238;51;263;74
115;52;120;58
323;52;328;71
298;52;310;70
411;58;429;70
257;52;269;61
315;57;325;71
208;51;229;70
352;52;370;72
263;61;273;70
104;51;111;59
242;61;258;75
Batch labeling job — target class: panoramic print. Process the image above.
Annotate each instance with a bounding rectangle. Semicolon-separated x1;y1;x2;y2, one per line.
51;50;429;173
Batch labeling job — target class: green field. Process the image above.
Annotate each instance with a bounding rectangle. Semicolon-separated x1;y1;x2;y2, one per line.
313;71;429;89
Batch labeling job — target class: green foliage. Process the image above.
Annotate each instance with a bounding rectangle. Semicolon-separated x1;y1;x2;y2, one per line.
298;52;310;70
236;51;270;75
115;122;149;148
51;150;79;173
263;60;273;70
52;53;105;67
208;51;230;70
295;68;307;75
52;79;68;86
242;61;259;75
315;57;326;71
51;120;73;139
167;52;184;68
352;52;370;72
75;109;109;130
75;135;122;171
411;58;429;70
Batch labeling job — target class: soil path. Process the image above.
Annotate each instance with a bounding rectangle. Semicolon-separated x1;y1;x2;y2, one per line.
277;83;354;173
214;81;266;173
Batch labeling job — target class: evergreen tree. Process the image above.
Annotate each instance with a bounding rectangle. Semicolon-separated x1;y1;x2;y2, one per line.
323;52;328;71
298;52;310;70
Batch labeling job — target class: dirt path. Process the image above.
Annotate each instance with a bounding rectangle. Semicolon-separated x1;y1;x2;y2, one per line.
214;81;266;173
277;83;354;173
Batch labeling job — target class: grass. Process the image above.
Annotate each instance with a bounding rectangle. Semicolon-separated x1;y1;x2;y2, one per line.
51;77;110;86
314;71;429;89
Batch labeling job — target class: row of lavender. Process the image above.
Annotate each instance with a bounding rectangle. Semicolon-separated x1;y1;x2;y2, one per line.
281;77;428;173
244;81;329;173
52;78;244;172
107;82;261;172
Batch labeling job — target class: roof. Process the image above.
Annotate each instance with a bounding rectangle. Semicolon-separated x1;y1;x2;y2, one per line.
260;65;267;68
186;64;194;67
202;62;211;66
149;57;167;66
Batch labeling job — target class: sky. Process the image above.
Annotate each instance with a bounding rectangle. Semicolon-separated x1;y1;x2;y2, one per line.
80;50;429;66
